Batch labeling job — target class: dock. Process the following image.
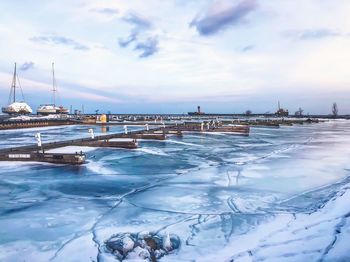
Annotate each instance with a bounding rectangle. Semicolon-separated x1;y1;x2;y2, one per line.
0;126;175;164
0;118;321;165
0;152;86;165
0;112;324;131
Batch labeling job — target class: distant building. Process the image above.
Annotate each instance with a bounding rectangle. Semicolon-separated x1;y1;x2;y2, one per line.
188;106;205;116
275;101;289;117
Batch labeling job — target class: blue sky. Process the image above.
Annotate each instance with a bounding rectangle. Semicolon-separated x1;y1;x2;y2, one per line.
0;0;349;114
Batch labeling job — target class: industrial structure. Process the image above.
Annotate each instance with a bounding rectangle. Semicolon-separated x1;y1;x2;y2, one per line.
275;101;289;117
188;106;205;116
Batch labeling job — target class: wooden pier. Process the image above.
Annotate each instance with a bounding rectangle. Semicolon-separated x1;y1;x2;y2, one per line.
0;152;85;165
221;118;320;128
79;140;138;149
166;121;250;134
0;119;321;165
0;126;173;164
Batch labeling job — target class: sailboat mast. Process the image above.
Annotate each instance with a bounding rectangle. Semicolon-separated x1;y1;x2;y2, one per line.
52;62;56;107
12;63;17;103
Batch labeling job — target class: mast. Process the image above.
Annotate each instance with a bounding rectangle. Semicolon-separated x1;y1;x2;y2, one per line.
52;62;56;107
12;63;17;103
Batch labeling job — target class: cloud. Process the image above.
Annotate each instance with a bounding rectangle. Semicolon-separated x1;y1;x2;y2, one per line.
190;0;258;36
118;11;158;58
299;29;341;40
90;7;119;16
134;37;159;58
285;29;342;40
122;12;152;30
241;45;254;52
118;32;138;48
0;71;123;105
70;90;123;103
20;62;35;71
30;35;89;51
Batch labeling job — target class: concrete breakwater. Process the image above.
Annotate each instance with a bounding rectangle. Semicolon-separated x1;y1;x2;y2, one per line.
0;119;75;130
0;114;322;130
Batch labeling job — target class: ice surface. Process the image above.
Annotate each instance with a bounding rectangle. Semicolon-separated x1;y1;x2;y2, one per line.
0;120;350;261
46;146;97;153
109;138;135;142
203;181;350;262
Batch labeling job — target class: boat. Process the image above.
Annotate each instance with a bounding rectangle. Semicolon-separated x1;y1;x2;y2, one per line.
37;63;69;115
37;104;69;115
2;63;33;115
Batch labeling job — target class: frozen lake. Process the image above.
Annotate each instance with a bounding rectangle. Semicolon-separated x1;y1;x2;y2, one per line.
0;120;349;261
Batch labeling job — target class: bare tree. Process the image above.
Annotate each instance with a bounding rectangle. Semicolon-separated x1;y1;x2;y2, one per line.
332;102;338;117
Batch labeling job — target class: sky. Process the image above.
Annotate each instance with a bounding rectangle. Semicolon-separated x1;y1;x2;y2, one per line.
0;0;349;114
